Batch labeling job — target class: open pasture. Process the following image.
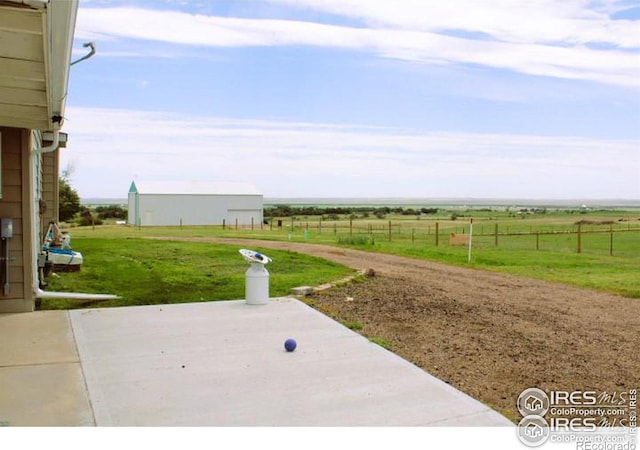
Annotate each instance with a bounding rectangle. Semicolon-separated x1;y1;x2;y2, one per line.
68;206;640;298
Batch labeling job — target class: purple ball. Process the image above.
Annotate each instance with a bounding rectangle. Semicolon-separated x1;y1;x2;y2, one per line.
284;338;297;352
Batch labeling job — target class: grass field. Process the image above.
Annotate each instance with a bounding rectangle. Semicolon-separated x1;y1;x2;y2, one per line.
48;207;640;308
253;208;640;296
41;237;354;309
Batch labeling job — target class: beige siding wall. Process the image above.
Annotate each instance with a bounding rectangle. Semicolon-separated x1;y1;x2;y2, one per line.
0;127;35;312
41;149;59;237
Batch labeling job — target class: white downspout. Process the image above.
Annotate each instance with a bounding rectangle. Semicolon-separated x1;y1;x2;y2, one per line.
30;118;60;296
32;121;61;155
35;289;120;301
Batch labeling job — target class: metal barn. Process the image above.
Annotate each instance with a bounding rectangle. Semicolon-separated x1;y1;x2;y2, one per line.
128;181;264;227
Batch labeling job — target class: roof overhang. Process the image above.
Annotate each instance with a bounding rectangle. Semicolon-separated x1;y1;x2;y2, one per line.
0;0;78;131
42;129;66;147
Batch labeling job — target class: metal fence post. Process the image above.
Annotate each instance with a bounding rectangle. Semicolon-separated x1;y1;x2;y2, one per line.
577;224;582;254
609;224;613;256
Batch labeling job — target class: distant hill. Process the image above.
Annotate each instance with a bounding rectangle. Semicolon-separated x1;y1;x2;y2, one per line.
264;197;640;208
82;198;127;206
81;197;639;209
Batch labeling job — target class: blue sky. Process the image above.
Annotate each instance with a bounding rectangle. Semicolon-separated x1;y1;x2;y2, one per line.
63;0;640;200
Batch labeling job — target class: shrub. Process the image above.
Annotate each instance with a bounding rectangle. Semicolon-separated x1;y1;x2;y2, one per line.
337;235;375;246
95;205;127;220
77;208;103;226
374;211;386;219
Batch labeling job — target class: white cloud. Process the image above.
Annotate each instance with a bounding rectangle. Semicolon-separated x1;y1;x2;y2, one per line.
74;3;640;88
61;107;640;199
267;0;640;48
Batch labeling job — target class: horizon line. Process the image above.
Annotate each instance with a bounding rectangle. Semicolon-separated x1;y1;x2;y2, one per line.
81;196;640;207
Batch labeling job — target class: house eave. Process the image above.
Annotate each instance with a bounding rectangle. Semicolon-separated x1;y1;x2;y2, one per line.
0;0;78;131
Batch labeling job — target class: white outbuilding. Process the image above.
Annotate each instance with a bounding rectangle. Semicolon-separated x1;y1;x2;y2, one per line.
128;181;263;227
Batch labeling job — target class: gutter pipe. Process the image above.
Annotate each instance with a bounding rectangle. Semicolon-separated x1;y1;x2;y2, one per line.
32;119;63;155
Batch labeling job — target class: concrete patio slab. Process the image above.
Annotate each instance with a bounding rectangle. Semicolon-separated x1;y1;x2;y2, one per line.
0;311;78;366
0;363;94;426
1;298;512;427
69;298;512;426
0;311;94;426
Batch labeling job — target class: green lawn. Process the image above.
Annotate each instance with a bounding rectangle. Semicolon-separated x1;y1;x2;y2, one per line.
258;211;640;298
55;210;640;308
41;237;354;310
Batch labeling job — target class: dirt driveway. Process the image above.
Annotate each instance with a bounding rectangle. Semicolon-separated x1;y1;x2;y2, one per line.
163;237;640;422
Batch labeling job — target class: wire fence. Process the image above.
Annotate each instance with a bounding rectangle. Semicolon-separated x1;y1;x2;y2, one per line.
231;217;640;258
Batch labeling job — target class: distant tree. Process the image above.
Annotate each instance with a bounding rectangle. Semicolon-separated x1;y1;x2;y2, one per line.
77;207;103;226
95;205;127;220
374;210;386;219
59;177;81;222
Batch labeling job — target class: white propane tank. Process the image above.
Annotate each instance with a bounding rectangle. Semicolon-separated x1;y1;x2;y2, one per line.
239;249;272;305
245;262;270;305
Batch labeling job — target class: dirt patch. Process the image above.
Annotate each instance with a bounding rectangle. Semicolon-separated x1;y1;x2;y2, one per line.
310;273;639;422
154;237;640;422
